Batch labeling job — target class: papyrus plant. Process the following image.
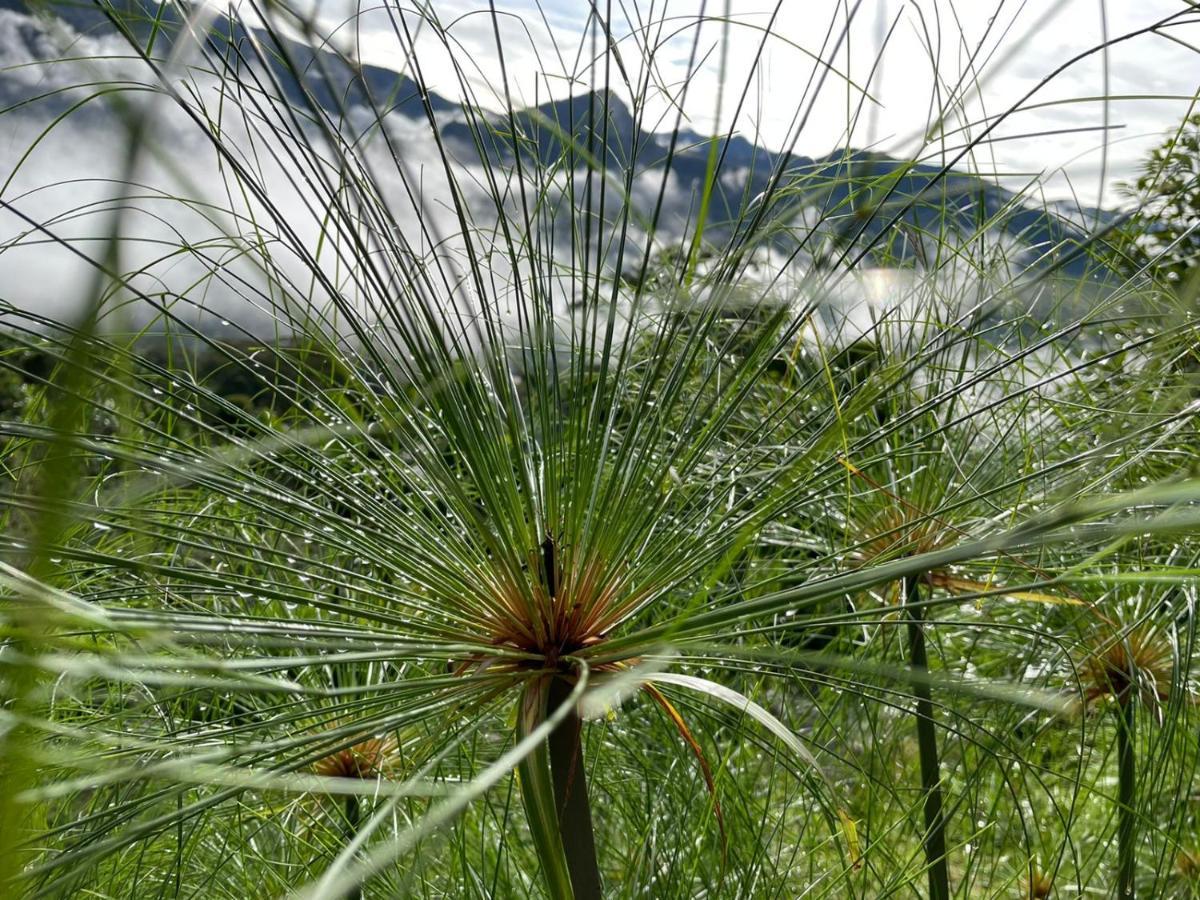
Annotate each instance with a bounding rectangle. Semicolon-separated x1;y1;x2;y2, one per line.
1;1;1199;897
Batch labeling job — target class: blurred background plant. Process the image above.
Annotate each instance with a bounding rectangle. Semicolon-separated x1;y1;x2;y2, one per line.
1118;111;1200;293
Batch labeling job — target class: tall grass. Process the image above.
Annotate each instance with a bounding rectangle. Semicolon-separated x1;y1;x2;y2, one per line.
0;1;1199;897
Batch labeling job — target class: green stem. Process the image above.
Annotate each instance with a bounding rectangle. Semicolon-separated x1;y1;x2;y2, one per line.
343;794;361;900
1117;697;1137;899
547;677;603;900
517;679;575;900
905;575;950;900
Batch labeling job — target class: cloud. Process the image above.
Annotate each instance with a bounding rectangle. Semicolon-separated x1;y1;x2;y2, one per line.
0;7;530;341
322;0;1199;200
0;3;721;341
0;0;1183;341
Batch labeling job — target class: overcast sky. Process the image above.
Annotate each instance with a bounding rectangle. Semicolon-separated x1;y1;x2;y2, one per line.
317;0;1200;205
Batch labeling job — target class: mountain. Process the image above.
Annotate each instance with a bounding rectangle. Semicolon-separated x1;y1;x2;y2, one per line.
0;0;1122;282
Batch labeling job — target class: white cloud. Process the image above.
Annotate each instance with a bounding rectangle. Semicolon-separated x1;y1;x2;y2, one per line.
0;8;513;337
324;0;1199;201
1;0;1191;333
0;5;696;345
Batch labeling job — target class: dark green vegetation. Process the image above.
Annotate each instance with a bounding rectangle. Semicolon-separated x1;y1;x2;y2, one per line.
1;2;1200;898
1119;112;1200;291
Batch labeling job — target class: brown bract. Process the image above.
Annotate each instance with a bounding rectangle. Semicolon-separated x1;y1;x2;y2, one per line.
855;508;948;564
1079;625;1173;710
848;509;950;603
1177;848;1200;879
1026;867;1053;899
314;737;394;781
459;542;650;675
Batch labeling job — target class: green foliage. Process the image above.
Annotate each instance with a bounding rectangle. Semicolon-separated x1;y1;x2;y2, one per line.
1120;112;1200;290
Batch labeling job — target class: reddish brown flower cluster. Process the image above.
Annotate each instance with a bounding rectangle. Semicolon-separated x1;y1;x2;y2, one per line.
1177;848;1200;880
314;737;392;780
1080;625;1173;709
1026;867;1053;899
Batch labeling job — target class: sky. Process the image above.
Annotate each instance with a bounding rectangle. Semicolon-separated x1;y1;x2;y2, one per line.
325;0;1200;205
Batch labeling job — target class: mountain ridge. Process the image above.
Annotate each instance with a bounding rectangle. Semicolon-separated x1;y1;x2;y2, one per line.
0;0;1122;280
